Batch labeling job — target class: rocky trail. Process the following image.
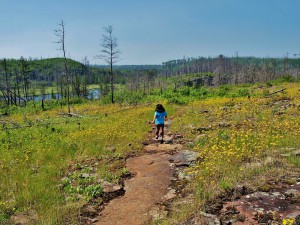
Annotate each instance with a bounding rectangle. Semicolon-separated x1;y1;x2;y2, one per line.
83;119;300;225
93;120;198;225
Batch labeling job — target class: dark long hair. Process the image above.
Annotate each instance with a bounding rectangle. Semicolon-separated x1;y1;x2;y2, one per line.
155;104;165;113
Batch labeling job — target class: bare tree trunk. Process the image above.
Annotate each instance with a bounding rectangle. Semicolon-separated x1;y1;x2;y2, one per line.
97;26;120;104
55;19;71;113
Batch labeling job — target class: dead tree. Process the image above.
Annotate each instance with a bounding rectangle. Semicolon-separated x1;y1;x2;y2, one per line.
54;19;71;113
20;56;30;101
97;25;121;104
1;59;10;105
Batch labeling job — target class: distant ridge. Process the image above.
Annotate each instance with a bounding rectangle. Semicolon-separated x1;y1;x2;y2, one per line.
90;64;162;70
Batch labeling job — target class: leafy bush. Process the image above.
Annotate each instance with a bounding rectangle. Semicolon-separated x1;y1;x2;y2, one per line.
273;75;295;84
178;86;191;96
217;85;233;97
84;184;103;198
237;88;250;97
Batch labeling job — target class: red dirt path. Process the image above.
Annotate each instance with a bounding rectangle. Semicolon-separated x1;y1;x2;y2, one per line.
95;153;173;225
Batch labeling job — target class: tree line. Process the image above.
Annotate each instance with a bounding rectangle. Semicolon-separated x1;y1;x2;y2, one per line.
0;56;161;106
161;55;300;86
0;57;92;107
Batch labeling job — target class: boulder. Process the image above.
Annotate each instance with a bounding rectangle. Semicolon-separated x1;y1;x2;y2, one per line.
171;150;199;167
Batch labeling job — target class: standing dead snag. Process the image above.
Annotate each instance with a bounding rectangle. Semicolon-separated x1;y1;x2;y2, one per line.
97;25;121;104
54;19;71;113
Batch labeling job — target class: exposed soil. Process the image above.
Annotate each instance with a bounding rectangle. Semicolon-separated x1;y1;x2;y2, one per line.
94;153;173;225
92;121;195;225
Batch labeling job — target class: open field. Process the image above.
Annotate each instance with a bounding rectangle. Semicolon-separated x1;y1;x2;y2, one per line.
0;82;299;224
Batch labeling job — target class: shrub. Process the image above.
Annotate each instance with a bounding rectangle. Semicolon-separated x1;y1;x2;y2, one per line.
237;88;250;97
178;86;191;96
273;75;295;84
218;85;232;97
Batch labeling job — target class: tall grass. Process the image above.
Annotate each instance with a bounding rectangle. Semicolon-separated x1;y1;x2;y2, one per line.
0;102;156;224
159;83;300;224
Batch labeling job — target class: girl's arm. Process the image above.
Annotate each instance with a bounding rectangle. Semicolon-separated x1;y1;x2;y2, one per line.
151;114;156;124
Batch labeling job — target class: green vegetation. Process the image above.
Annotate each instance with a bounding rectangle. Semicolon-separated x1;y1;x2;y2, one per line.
154;82;300;224
0;55;300;224
0;102;155;224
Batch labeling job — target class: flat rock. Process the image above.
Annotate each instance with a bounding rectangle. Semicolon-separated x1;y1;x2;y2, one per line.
162;189;177;201
157;144;183;152
103;182;122;193
171;150;198;166
199;212;221;225
222;182;300;224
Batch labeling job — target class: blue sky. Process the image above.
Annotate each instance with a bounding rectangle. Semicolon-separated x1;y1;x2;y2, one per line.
0;0;299;65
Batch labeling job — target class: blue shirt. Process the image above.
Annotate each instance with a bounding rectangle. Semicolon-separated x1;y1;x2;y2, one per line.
155;111;167;124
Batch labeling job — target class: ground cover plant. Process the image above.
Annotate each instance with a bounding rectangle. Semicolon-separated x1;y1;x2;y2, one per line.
0;82;299;224
0;102;158;224
155;82;300;224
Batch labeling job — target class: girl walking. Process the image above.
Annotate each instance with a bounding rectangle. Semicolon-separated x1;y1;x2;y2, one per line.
151;104;167;143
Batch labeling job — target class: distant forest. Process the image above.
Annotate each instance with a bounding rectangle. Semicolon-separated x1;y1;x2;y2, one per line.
0;57;160;106
161;55;300;86
0;55;299;106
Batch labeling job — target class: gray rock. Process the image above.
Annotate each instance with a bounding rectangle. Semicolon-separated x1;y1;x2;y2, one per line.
163;189;177;201
284;189;298;197
81;173;90;178
112;185;122;191
172;150;198;167
199;211;221;225
102;181;123;193
164;139;173;144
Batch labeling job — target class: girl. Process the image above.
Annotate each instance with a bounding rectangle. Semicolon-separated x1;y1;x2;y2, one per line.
151;104;167;143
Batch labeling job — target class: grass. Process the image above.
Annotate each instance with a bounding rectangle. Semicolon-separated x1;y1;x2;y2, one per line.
0;82;300;224
0;102;156;224
155;82;300;224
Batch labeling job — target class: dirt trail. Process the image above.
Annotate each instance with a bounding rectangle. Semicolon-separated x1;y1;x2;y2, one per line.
95;121;187;225
95;154;173;225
